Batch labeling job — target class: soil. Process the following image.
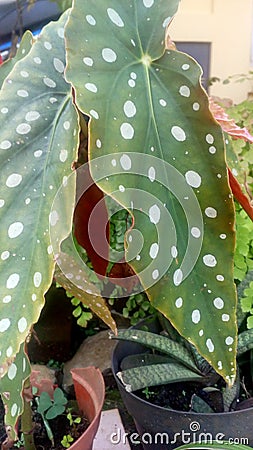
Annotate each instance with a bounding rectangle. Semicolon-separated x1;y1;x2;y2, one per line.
32;409;89;450
0;398;89;450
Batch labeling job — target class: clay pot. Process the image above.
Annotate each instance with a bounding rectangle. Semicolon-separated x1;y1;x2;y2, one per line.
70;366;105;450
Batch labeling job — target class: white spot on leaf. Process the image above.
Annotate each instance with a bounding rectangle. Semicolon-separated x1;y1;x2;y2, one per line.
179;85;190;97
59;149;68;162
33;272;42;288
173;269;183;286
49;210;59;227
18;317;27;333
123;100;136;118
213;297;224;309
90;109;99;119
206;134;214;144
8;363;17;380
85;83;98;93
143;0;154;7
1;251;10;260
6;173;22;187
120;154;132;170
0;140;11;149
171;126;186;142
34;150;42;158
152;269;159;280
86;15;96;25
102;48;117;63
185;170;201;188
0;319;11;332
83;57;94;66
43;77;56;88
8;222;24;239
149;204;160;224
107;8;124;27
149;243;159;259
6;273;20;289
205;207;217;218
191;227;201;238
192;309;201;324
53;57;64;73
148;166;156;182
206;338;214;352
175;297;183;308
203;254;217;267
17;90;28;97
25;111;40;121
16;123;31;135
225;336;234;346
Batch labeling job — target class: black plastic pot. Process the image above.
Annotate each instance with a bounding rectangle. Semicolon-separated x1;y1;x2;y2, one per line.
112;317;253;450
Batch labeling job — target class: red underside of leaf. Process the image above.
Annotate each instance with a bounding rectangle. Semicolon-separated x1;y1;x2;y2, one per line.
73;170;110;277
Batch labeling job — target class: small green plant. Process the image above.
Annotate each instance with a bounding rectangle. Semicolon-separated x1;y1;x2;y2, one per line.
37;387;67;420
61;410;82;448
66;410;82;427
61;434;74;448
142;386;155;400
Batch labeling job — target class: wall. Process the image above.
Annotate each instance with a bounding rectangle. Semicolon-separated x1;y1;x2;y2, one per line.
169;0;253;104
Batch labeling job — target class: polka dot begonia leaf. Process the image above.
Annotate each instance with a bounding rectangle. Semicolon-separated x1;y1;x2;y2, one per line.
0;344;30;440
0;31;34;89
0;10;79;432
65;0;237;385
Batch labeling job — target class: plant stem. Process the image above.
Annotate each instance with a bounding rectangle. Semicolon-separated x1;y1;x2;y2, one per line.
21;379;36;450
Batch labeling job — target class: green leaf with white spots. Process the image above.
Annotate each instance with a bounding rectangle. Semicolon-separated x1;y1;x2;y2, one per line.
0;9;79;380
65;0;237;384
0;31;34;88
0;344;31;440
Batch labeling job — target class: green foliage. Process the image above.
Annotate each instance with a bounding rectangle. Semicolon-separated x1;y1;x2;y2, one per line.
61;434;74;448
234;205;253;282
61;410;82;447
37;387;67;420
67;410;82;426
123;292;156;325
71;296;93;327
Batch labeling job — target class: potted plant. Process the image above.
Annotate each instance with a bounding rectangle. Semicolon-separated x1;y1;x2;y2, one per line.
111;278;253;449
0;0;252;447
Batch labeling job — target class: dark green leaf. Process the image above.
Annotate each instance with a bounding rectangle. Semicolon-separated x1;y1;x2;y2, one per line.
117;362;204;392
